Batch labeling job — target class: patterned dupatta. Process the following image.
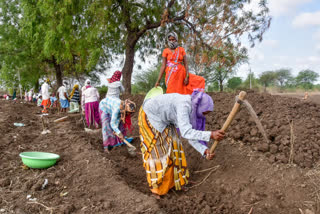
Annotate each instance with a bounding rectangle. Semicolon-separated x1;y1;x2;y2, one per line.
165;47;181;86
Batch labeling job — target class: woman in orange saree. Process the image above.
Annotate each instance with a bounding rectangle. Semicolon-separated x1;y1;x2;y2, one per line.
155;32;205;94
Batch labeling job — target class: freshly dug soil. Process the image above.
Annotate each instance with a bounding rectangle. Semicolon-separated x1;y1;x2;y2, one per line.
0;91;319;214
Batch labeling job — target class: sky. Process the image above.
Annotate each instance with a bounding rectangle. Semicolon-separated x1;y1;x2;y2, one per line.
100;0;320;85
238;0;320;82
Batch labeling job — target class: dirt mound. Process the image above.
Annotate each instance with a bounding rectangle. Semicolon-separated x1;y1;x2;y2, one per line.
1;91;320;214
206;91;320;168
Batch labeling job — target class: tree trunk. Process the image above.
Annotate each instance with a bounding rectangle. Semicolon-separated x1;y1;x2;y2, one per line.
53;58;63;88
219;79;223;92
122;38;137;94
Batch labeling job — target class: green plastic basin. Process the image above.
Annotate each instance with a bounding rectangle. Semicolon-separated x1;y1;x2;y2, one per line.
144;87;163;101
19;152;60;169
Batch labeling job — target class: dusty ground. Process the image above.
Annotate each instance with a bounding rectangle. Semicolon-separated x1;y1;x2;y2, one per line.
1;91;320;214
272;92;320;105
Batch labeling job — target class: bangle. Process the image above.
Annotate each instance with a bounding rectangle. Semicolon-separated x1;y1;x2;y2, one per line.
202;149;208;159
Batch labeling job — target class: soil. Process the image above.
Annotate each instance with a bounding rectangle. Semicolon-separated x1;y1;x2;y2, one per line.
1;91;320;214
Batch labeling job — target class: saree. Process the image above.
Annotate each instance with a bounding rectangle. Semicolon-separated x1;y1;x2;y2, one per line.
163;47;205;95
41;99;51;113
85;101;100;128
99;109;127;149
138;107;189;195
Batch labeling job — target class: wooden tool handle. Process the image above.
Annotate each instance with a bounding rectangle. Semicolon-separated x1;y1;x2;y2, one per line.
40;116;45;130
54;116;69;123
209;91;247;153
123;138;136;149
114;132;136;149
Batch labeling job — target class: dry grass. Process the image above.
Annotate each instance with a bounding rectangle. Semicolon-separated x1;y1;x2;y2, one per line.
305;163;320;211
288;120;296;164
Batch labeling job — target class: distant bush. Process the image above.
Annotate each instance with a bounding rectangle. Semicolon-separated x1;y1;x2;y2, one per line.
97;85;108;98
131;66;166;94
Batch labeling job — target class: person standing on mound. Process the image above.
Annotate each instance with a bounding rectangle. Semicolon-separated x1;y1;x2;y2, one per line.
154;32;205;94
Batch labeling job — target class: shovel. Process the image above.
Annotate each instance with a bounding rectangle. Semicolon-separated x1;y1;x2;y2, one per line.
114;132;137;156
210;91;247;153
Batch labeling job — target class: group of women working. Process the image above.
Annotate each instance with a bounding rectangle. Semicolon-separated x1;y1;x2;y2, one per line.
35;32;225;198
81;32;225;197
135;32;225;197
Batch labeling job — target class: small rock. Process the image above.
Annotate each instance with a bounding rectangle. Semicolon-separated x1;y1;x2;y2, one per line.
135;204;145;212
276;154;288;164
304;160;313;168
250;128;258;136
268;155;276;163
305;209;315;214
204;205;211;214
0;178;10;187
257;143;269;152
103;201;112;209
135;198;142;203
31;180;43;191
294;153;304;164
14;208;26;214
270;144;278;154
62;204;75;214
155;209;167;214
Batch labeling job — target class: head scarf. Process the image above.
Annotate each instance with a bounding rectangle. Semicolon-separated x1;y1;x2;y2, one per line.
120;99;136;132
69;84;79;99
63;81;68;87
85;79;91;89
167;32;178;49
108;71;122;83
190;89;214;146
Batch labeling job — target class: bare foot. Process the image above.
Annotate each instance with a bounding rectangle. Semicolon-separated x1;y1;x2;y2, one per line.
152;193;161;200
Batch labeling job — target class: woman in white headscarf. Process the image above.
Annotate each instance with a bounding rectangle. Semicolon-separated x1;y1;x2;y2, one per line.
81;79;100;128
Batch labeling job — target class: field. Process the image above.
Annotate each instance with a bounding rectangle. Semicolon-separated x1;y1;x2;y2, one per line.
1;91;320;214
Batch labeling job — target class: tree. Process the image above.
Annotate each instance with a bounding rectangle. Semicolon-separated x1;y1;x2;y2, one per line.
0;0;46;91
0;0;105;89
242;72;258;89
198;46;248;91
227;77;243;90
259;71;277;92
296;69;319;89
89;0;271;93
132;66;166;94
274;68;292;87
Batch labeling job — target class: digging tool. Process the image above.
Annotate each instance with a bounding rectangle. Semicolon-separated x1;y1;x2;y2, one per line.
53;116;69;123
40;115;51;135
114;132;137;156
210;91;247;153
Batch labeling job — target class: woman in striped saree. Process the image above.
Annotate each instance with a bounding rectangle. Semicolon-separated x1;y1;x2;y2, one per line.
138;89;225;196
